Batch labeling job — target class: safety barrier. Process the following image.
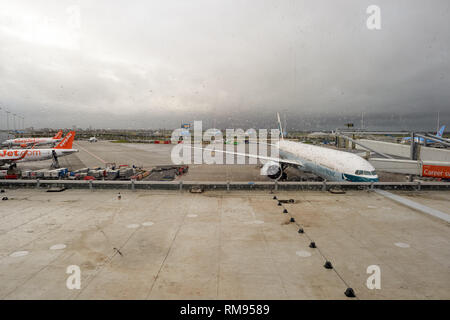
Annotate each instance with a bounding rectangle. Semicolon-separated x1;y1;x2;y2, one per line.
0;179;448;191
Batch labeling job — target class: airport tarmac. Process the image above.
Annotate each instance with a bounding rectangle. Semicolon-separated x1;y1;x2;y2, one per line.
16;141;279;181
0;189;448;299
15;141;408;182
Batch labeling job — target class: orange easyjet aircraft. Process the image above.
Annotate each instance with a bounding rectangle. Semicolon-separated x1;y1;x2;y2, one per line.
1;130;63;148
0;131;78;168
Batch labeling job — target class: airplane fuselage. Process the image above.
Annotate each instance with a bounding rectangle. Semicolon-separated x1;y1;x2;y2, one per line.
0;148;78;166
277;140;378;182
2;137;61;147
401;137;438;145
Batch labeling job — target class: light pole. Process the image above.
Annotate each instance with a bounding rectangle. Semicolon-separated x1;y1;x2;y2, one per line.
5;110;10;131
13;113;16;131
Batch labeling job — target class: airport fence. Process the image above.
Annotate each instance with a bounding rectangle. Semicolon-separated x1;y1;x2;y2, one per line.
0;179;449;191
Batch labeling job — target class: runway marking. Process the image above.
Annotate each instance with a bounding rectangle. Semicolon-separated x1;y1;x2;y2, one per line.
126;224;140;229
74;142;107;164
10;251;29;257
49;244;66;250
394;242;410;248
375;189;450;223
244;220;264;224
296;250;312;258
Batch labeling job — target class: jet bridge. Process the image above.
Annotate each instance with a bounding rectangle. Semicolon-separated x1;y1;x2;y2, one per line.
369;158;450;178
336;134;450;179
354;139;450;162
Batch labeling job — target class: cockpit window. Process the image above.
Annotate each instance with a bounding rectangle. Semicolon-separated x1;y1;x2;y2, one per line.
355;170;377;176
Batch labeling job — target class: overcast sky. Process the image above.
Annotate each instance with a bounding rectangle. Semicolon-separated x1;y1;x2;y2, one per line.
0;0;449;130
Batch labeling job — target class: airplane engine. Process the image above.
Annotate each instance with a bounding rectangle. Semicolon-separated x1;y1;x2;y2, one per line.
260;161;284;180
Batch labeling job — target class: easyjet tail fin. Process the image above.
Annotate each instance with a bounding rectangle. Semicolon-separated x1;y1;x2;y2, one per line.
54;131;76;149
53;130;63;139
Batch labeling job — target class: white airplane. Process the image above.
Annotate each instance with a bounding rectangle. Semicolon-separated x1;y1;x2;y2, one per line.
2;130;63;148
198;114;378;182
89;136;98;143
0;131;78;169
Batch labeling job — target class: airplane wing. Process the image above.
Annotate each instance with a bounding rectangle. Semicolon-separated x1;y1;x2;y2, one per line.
192;145;304;167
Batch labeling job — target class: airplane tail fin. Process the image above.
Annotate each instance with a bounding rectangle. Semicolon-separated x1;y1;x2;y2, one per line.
277;113;284;140
437;125;445;137
54;131;76;149
53;130;63;139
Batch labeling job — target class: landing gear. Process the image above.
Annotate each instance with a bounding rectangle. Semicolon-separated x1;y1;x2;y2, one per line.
51;150;60;169
7;163;19;175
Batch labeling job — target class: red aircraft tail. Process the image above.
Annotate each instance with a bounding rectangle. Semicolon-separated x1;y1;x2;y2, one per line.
53;130;63;139
54;131;76;149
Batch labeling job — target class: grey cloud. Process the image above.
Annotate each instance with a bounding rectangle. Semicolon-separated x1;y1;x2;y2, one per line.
0;0;448;130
